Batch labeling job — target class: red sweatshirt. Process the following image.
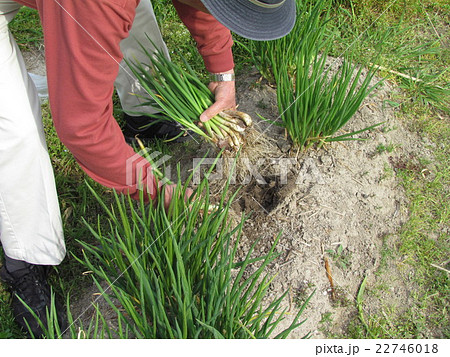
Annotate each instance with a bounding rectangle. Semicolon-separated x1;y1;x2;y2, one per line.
14;0;234;201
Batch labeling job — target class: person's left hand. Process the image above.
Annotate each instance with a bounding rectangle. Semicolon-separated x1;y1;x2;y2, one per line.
199;70;236;123
162;183;194;212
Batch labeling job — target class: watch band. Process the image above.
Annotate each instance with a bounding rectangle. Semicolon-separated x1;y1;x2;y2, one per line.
210;73;235;82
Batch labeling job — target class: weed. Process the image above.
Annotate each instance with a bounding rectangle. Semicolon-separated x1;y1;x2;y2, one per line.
325;245;352;271
331;287;352;308
320;312;333;324
380;125;398;133
294;281;316;309
379;163;394;181
375;235;396;275
376;143;396;154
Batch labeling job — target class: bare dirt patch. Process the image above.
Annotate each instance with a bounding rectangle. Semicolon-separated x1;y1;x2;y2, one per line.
225;70;435;338
22;44;46;75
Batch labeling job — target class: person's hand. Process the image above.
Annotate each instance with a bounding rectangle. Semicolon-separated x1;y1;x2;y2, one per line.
199;70;236;123
162;183;194;212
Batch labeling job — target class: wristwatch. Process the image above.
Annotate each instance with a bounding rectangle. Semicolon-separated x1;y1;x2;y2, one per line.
210;72;235;82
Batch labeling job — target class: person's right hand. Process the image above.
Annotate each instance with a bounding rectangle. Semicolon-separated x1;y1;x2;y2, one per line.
199;69;236;123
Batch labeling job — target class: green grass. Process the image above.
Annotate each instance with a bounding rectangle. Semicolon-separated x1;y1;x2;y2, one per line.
376;143;396;154
0;285;27;338
396;107;449;337
7;7;43;51
326;0;450;112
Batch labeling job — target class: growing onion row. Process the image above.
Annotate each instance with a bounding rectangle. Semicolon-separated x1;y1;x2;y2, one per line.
127;45;252;149
242;0;382;148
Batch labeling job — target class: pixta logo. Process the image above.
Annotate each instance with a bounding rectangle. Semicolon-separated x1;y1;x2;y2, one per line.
192;157;325;185
126;150;172;193
127;149;325;188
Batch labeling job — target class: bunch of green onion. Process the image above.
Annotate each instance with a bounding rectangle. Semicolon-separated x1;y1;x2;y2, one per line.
71;162;312;339
127;45;252;149
240;0;383;148
274;6;382;148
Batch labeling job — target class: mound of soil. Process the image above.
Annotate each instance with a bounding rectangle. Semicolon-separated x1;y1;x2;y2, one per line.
227;69;435;338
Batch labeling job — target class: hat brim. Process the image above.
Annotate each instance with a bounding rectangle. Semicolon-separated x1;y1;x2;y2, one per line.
200;0;296;41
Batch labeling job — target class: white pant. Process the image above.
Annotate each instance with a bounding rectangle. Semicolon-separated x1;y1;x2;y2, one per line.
0;0;167;265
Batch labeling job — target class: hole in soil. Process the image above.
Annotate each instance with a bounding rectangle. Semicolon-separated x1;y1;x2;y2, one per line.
236;175;283;213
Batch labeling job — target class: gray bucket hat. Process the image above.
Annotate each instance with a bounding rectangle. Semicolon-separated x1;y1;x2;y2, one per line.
199;0;296;41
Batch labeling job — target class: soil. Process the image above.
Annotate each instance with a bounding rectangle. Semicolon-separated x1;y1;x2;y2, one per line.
24;52;437;338
229;70;430;338
173;66;436;338
22;44;46;76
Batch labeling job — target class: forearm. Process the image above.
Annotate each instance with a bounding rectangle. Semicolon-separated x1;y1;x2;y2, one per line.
172;0;234;73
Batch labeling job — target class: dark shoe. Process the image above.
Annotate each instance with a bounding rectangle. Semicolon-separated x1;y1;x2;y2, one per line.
122;114;191;145
0;264;67;338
